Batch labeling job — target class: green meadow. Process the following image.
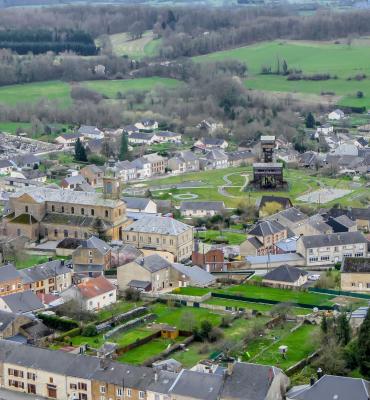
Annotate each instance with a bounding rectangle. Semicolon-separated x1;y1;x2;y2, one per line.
195;40;370;108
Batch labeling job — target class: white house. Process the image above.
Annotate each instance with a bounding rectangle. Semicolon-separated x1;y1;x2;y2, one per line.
316;123;334;135
77;125;104;140
123;197;158;213
130;157;151;179
152;131;182;143
61;275;117;311
328;109;345;120
128;133;155;145
55;133;84;147
134;119;158;131
115;160;137;182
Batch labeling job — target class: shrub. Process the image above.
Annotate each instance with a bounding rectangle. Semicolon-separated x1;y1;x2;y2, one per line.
81;324;98;337
38;313;78;331
124;287;141;301
208;327;224;342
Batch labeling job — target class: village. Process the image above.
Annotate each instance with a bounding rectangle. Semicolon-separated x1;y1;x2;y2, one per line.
0;107;368;400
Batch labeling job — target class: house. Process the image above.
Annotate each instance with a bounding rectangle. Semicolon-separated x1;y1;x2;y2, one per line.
134;119;158;131
0;290;44;314
328;109;345;120
320;206;370;232
74;181;95;193
122;216;193;261
123;124;140;135
178;150;200;171
0;264;23;297
196;120;223;134
265;207;310;236
0;160;13;175
194;137;228;150
0;310;33;340
142;153;168;175
55;133;84;147
130;157;151;179
122;197;157;213
77;125;104;140
114;160;137;182
296;231;368;267
333;142;359;156
147;370;178;400
180;201;225;218
168;156;187;174
72;236;112;275
10;169;47;183
80;164;104;187
298;151;323;169
192;241;226;272
60;174;87;190
171;263;216;287
341;257;370;292
19;259;72;294
200;149;229;170
316;123;334;135
61;275;117;311
85;138;103;154
287;375;369;400
326;215;357;233
256;195;293;217
262;265;308;288
128;132;155;145
240;220;287;257
354;137;369;148
12;154;41;169
227;149;256;166
153;131;182;143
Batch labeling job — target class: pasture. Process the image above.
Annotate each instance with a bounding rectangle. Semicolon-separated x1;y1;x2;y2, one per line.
196;40;370;108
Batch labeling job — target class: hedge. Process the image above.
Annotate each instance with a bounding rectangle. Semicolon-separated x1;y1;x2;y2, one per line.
55;327;82;341
38;313;78;331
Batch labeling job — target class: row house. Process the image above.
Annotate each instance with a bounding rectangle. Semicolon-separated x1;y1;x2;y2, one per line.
0;264;23;297
142;153;168;175
296;231;368;267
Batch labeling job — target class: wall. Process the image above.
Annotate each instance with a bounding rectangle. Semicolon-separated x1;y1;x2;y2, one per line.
341;273;370;292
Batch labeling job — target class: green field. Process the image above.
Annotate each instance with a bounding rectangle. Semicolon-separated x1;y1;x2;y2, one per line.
0;121;32;133
196;230;246;245
106;31;162;59
196;40;370;108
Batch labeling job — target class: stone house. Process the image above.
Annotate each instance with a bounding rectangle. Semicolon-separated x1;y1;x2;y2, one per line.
341;257;370;292
135;119;158;131
0;264;23;297
60;175;87;190
55;133;84;147
180;201;225;218
122;197;157;214
227;150;256;166
192;242;226;272
200;149;229;170
78;125;104;140
142;153;168;175
262;265;308;288
0;311;33;340
0;290;44;314
123;216;193;261
80;164;104;187
296;231;368;267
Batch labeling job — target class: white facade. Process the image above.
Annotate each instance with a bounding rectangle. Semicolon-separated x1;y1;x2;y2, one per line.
316;125;334;135
328;110;345;120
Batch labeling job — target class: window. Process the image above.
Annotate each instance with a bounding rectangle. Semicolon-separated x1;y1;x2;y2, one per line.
126;388;132;397
367;283;370;288
91;209;95;216
71;207;74;214
79;394;87;400
321;256;330;261
52;205;55;212
45;228;48;237
84;232;88;239
156;238;159;244
61;206;64;213
81;208;84;215
351;282;356;287
17;229;21;236
309;257;318;262
170;239;173;245
54;229;58;237
49;377;54;383
100;386;106;394
89;258;93;264
355;252;364;257
25;206;28;213
117;388;123;396
74;231;78;239
139;391;145;399
105;210;109;218
334;246;339;252
70;383;77;390
78;382;87;391
343;253;352;258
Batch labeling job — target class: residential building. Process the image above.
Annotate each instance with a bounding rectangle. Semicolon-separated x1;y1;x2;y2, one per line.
128;132;155;145
78;125;104;140
168;156;187;174
194;137;228;150
0;290;44;314
296;231;368;266
180;201;225;217
60;175;87;190
328;109;345;120
135;119;158;131
55;133;84;147
265;207;311;236
72;236;112;275
240;221;287;257
147;370;178;400
287;375;369;400
123;197;157;214
0;176;44;193
341;257;370;292
142;153;168;175
0;160;13;175
0;311;33;340
123;216;193;261
298;151;323;169
227;149;256;166
130;157;151;179
262;265;308;288
61;275;117;311
10;169;47;183
80;165;104;187
192;242;226;272
0;264;23;297
153;131;182;143
316;123;334;135
4;175;128;242
114;160;137;182
123;124;140;135
333;142;359;156
19;259;72;294
326;215;357;233
320;206;370;232
200;149;229;170
13;155;41;169
178;150;200;171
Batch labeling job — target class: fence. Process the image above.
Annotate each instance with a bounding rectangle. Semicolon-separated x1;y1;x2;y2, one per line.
96;306;148;333
116;331;161;356
308;287;370;300
104;313;155;339
211;292;333;310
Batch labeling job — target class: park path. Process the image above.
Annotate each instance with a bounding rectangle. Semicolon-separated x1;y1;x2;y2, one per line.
218;173;249;198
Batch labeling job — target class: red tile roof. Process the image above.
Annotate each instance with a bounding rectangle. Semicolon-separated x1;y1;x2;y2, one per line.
77;275;116;299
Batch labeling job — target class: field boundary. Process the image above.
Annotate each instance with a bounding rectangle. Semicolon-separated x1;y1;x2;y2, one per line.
308;287;370;300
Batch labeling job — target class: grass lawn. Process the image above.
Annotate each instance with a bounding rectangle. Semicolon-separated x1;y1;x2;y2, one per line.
196;230;246;245
14;255;69;269
172;287;210;297
0;121;32;134
150;303;222;329
82;77;180;98
195;40;370;108
96;300;144;322
0;81;72;107
250;323;319;370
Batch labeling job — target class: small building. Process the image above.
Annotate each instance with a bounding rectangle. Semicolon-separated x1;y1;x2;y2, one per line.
61;275;117;311
135;119;159;131
194;138;228;150
153;131;182;143
0;310;33;340
122;197;158;214
262;265;308;288
200;149;229;170
180;201;225;218
80;164;104;187
142;153;168;175
316;123;334;135
60;175;87;190
55;133;84;147
0;160;13;175
227;150;256;166
0;290;44;314
128;132;155;145
10;169;47;183
78;125;104;140
328;109;345;120
341;257;370;292
326;215;357;233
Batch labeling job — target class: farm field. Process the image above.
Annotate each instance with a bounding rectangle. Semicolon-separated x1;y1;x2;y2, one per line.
105;31;162;59
195;40;370;108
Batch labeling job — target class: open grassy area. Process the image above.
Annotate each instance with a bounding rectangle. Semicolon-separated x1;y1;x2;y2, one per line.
195;40;370;108
106;31;161;59
196;230;246;245
0;121;32;133
96;300;144;322
14;255;69;269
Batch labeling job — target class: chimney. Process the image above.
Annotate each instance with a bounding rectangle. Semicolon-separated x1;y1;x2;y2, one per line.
310;376;315;386
317;367;323;380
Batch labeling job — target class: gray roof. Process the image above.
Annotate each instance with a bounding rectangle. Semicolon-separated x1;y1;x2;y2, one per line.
147;370;178;394
288;375;370;400
62;175;86;186
249;220;285;237
246;253;305;264
123;197;152;211
227;150;255;161
171;263;216;286
253;162;283;168
179;150;198;162
341;257;370;273
0;310;18;332
80;236;111;254
221;362;282;400
0;159;13;168
267;207;307;225
264;265;307;283
19;259;71;284
1;291;44;313
128;280;151;290
130;132;154;141
300;231;368;248
180;201;225;212
170;369;223;400
334;214;356;228
204;149;228;161
78;125;102;135
11;187;122;208
13;154;40;166
124;216;191;235
135;254;172;273
156;131;180;138
0;264;21;283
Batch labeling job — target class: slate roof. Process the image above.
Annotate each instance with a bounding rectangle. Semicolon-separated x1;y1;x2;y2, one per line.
0;310;18;332
334;214;356;228
0;159;13;168
147;370;178;394
135;254;172;273
171;263;216;286
19;259;71;284
61;175;86;186
43;213;106;229
180;201;225;212
179;150;198;162
221;362;282;400
300;231;368;248
0;264;21;283
128;280;151;290
124;216;191;235
264;265;307;283
13;154;40;167
123;197;152;211
267;207;308;225
227;149;255;161
249;220;285;237
129;132;154;141
204;149;228;161
287;375;370;400
1;290;44;313
341;257;370;273
78;125;102;135
203;138;226;146
57;132;82;140
80;236;111;254
257;195;292;211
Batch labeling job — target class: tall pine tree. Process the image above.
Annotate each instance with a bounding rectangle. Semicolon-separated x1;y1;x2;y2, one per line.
74;137;87;162
119;133;129;161
305;112;315;128
358;308;370;378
